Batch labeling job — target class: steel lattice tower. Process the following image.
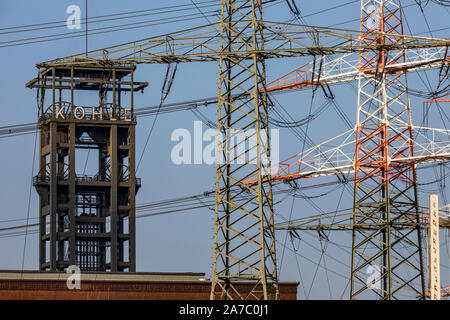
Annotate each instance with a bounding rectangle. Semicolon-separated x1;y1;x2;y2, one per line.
30;65;146;272
350;0;426;299
210;0;279;300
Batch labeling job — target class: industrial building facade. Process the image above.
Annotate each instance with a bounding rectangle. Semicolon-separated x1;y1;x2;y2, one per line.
0;271;298;300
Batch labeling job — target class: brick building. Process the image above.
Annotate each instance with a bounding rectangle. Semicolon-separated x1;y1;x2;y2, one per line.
0;270;298;300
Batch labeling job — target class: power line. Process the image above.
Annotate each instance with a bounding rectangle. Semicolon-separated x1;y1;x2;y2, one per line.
136;63;178;172
20;129;38;271
190;0;215;25
0;180;353;233
0;90;295;139
0;11;221;49
0;0;446;51
0;161;446;237
0;0;372;50
0;0;221;33
0;0;285;49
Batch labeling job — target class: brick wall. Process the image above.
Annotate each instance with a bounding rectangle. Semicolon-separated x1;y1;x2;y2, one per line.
0;279;298;300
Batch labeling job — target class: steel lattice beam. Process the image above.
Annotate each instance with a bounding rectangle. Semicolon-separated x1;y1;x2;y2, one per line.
242;126;450;184
35;22;448;67
263;47;448;92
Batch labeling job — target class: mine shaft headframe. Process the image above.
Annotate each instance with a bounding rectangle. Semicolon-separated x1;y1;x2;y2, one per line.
26;64;148;93
26;64;148;123
28;61;145;272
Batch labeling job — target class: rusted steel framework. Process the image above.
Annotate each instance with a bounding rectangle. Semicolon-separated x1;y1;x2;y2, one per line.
29;65;145;271
350;0;425;299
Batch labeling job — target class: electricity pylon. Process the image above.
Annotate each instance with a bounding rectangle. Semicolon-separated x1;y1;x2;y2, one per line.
210;0;278;300
350;0;426;300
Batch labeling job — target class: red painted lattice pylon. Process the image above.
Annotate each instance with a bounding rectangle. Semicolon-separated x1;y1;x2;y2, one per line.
350;0;425;300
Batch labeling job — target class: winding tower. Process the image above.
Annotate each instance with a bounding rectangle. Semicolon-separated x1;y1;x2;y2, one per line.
27;63;147;272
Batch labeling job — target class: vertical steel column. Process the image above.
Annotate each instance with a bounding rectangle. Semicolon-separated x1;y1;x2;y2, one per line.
39;128;46;269
129;69;136;272
211;0;279;300
112;69;116;117
350;0;425;300
49;121;57;270
70;67;74;113
110;124;118;272
129;125;136;272
68;123;76;266
50;67;57;269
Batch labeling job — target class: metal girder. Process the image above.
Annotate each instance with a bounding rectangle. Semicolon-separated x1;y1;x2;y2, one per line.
242;126;450;184
35;22;448;67
273;208;450;232
263;47;449;92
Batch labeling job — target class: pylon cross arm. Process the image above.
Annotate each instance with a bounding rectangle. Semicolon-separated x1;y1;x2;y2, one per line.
35;22;449;68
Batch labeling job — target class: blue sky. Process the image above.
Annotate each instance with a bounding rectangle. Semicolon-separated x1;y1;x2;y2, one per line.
0;0;449;299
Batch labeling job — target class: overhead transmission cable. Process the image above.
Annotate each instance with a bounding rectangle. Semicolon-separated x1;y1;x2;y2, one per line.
136;62;178;172
0;0;446;50
0;0;283;49
20;129;38;271
0;0;222;34
0;11;221;49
